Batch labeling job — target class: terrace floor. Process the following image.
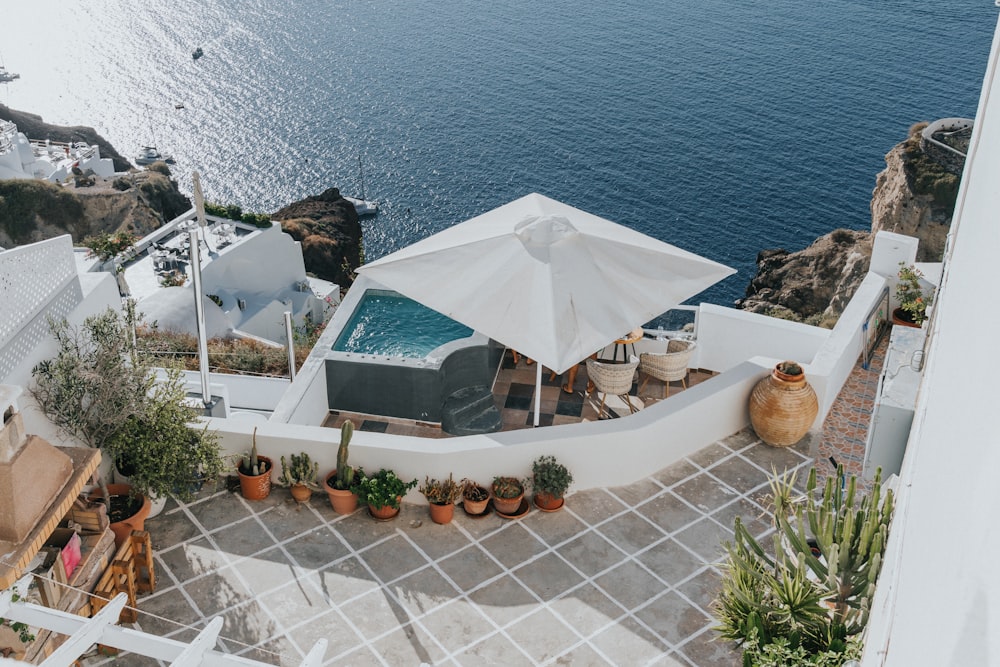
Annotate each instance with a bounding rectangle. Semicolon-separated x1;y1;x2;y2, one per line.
83;343;887;666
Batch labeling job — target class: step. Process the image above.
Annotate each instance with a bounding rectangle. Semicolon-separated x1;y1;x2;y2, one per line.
441;386;503;435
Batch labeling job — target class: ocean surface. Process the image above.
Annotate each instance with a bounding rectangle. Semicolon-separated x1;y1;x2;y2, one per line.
2;1;995;308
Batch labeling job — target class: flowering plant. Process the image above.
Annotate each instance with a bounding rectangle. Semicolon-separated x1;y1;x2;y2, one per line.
355;468;417;510
896;263;932;325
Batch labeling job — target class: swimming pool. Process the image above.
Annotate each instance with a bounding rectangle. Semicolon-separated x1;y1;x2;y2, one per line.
332;290;473;358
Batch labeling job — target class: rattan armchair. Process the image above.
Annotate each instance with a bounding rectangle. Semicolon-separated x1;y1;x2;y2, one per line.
586;358;639;419
639;339;697;397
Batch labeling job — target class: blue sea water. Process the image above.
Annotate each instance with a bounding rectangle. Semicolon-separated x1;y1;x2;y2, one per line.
2;1;995;307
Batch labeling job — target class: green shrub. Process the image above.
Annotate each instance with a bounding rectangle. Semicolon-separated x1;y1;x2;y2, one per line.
0;180;85;242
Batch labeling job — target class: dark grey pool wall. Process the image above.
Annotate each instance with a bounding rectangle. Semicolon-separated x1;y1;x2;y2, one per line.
325;339;499;422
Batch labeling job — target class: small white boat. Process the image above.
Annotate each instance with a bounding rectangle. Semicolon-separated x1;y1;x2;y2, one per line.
345;196;378;217
135;145;175;166
0;66;19;83
346;156;378;217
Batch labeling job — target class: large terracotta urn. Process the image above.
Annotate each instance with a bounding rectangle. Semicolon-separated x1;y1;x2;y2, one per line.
749;362;819;447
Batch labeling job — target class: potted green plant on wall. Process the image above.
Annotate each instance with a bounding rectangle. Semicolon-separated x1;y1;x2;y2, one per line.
460;478;490;516
419;474;461;524
491;476;526;516
356;468;417;521
531;456;573;511
323;420;362;514
237;428;272;500
893;262;933;327
278;452;320;503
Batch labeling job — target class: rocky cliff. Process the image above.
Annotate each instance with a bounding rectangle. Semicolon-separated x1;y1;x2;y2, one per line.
0;167;191;248
738;122;962;324
271;187;363;288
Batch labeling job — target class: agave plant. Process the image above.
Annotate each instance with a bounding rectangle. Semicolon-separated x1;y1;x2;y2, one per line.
713;466;894;663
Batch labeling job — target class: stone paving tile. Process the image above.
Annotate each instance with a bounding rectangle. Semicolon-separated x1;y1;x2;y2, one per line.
146;506;203;549
281;526;350;572
388;565;461;618
672;517;734;565
181;565;253;617
557;530;629;578
186;492;254;532
506;607;582;663
478;523;547;569
208;516;277;558
565;488;629;524
369;621;448;666
355;533;428;584
590;616;672;665
418;599;497;654
513;552;586;602
637;538;709;584
672;472;742;513
592;509;665;555
456;633;534;666
436;544;504;592
594;560;666;611
652;459;701;488
635;491;705;535
554;642;615;666
635;589;713;647
549;583;627;638
468;575;541;627
156;537;229;582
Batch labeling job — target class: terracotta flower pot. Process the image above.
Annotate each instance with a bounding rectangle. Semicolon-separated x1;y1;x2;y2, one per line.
89;483;151;549
237;456;272;500
749;363;819;447
492;492;523;516
428;502;455;524
369;498;402;521
290;484;313;503
533;492;565;512
324;470;359;515
462;489;490;516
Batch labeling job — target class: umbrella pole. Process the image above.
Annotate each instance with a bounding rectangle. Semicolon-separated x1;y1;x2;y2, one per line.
534;363;542;427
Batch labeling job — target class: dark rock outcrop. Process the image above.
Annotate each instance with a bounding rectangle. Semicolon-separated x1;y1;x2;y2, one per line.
737;230;871;325
0;104;132;173
271;187;363;288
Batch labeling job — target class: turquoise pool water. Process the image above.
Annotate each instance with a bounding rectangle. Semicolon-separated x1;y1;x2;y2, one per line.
332;290;473;358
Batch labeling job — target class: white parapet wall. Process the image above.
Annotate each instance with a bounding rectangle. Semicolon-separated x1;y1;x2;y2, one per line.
209;261;905;495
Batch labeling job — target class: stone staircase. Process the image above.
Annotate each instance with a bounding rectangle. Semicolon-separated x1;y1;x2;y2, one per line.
440;385;503;435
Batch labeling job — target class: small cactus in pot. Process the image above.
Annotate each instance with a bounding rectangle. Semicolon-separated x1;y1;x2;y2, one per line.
278;452;320;503
324;420;361;514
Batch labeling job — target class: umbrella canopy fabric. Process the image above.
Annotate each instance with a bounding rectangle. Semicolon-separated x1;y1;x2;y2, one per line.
357;193;735;375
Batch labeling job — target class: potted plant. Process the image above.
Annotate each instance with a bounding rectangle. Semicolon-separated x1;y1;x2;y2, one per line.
323;420;361;514
419;474;461;524
460;478;491;516
531;456;573;511
31;306;225;513
278;452;320;503
491;476;526;515
87;483;152;549
237;428;272;500
355;468;417;520
893;262;933;327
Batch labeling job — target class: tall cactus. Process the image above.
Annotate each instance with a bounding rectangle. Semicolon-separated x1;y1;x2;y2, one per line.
335;419;355;490
714;465;894;660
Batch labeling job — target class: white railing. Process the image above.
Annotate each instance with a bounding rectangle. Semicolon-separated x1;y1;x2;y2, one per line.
0;579;327;666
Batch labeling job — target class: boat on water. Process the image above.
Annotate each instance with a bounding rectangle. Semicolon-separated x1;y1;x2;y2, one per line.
346;156;378;217
0;66;19;83
192;47;204;60
345;196;378;217
135;145;176;166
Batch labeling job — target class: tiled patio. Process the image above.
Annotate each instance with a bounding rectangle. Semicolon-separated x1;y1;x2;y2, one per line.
81;428;818;667
77;340;889;666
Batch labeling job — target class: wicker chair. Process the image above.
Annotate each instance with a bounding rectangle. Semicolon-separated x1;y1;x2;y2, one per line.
586;358;639;419
639;339;697;397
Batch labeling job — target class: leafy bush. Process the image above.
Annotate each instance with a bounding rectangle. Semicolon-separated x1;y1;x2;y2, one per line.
83;231;136;261
31;306;225;501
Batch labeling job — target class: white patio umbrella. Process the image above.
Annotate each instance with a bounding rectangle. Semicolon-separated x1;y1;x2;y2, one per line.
358;193;735;425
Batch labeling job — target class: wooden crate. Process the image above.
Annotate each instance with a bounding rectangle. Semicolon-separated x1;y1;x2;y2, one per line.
63;503;109;535
90;531;155;624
